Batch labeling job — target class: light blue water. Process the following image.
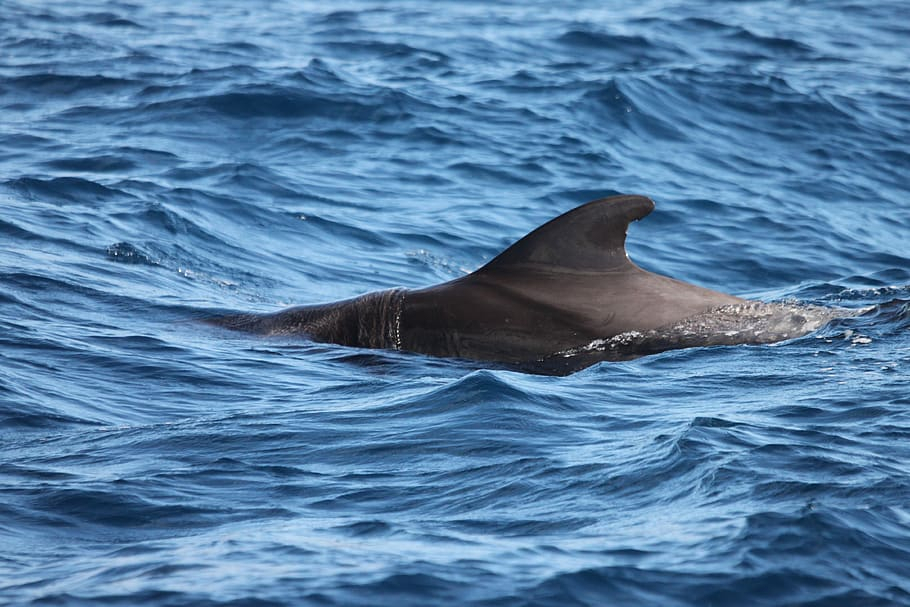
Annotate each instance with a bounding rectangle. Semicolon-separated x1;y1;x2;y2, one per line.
1;1;909;605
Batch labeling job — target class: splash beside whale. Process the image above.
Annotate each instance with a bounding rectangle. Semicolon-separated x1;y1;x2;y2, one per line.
207;195;846;375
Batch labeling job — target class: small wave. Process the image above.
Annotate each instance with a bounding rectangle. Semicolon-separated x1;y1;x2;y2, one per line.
43;154;137;173
208;41;267;58
0;217;37;241
728;27;815;58
577;78;687;141
318;39;450;67
77;12;143;28
556;29;684;65
369;370;535;419
138;84;424;125
30;487;222;528
1;73;138;96
0;399;99;432
332;519;394;538
290;211;392;247
447;160;548;186
1;32;107;55
106;242;159;266
3;176;136;204
313;10;362;25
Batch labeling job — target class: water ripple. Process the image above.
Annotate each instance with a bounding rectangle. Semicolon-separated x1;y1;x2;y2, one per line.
1;0;908;605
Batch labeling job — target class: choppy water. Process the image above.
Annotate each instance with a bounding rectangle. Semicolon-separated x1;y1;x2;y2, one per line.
2;1;909;605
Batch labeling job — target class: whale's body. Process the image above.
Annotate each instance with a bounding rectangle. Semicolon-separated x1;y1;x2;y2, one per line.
209;195;843;375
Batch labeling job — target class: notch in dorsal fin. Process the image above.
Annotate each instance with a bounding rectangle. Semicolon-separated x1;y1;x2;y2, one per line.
477;195;654;274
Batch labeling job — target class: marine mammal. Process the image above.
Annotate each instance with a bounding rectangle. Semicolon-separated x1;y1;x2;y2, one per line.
208;195;844;375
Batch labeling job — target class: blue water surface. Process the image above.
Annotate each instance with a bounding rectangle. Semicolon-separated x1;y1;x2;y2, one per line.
1;1;909;605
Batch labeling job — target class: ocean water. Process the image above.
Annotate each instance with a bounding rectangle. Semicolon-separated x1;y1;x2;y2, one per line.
1;0;909;604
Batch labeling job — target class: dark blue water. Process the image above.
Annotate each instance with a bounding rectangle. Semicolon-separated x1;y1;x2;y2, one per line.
2;1;909;605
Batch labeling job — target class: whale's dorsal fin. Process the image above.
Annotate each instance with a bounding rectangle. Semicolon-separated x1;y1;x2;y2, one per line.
477;195;654;274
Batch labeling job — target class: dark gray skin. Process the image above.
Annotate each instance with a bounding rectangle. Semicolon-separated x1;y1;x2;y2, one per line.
209;195;839;375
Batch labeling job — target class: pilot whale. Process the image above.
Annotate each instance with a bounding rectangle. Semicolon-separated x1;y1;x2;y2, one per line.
208;195;844;375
